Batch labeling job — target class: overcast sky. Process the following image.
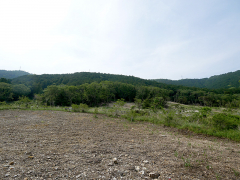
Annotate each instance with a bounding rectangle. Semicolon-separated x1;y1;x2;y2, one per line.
0;0;240;80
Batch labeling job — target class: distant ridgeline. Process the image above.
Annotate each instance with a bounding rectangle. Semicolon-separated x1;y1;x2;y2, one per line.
11;72;184;91
0;70;30;79
153;70;240;89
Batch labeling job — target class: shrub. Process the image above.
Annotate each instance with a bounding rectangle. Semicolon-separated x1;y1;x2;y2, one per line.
0;101;7;106
200;107;212;118
79;103;89;112
212;113;238;130
71;103;89;112
188;112;201;123
164;111;175;126
71;104;80;112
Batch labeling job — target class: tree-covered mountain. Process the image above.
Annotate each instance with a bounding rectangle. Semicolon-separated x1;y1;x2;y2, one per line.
153;70;240;89
0;70;30;79
12;72;192;92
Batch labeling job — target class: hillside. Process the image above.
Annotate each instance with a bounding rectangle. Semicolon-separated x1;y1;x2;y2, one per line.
153;70;240;89
0;70;30;79
11;72;191;91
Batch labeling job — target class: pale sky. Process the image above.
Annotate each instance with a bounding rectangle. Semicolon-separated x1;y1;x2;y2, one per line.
0;0;240;80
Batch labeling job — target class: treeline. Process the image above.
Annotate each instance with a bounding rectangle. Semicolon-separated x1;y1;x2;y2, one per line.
11;72;185;95
1;79;240;108
153;70;240;89
174;89;240;107
0;82;31;101
1;72;240;108
36;81;170;108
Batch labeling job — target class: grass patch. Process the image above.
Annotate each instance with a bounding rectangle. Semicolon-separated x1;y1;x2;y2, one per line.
1;101;240;142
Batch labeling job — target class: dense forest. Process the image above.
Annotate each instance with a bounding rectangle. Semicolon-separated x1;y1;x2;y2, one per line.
153;70;240;89
1;71;240;108
0;70;30;79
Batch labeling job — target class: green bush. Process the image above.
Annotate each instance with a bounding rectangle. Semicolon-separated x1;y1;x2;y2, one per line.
0;101;7;106
164;111;175;126
71;104;79;112
200;107;212;118
212;113;238;130
79;103;89;112
188;112;201;123
71;103;89;112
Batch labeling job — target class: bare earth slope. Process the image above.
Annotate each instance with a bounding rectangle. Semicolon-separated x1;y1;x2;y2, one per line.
0;110;239;180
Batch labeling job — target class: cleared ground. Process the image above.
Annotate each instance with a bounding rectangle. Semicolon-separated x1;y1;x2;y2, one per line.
0;110;239;179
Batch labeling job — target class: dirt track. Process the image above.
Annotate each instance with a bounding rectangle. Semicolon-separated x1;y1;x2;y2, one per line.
0;110;240;179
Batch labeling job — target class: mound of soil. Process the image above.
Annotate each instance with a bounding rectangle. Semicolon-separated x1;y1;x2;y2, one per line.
0;110;239;179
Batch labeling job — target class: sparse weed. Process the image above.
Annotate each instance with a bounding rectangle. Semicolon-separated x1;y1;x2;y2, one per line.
232;168;240;177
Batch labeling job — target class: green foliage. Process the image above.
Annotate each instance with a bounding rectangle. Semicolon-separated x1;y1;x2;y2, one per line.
18;96;31;108
212;113;239;130
232;168;240;177
0;78;11;84
152;97;166;109
113;98;126;108
200;107;212;118
134;98;142;110
8;71;240;109
164;111;175;126
71;103;89;112
0;82;13;101
154;70;240;89
71;104;79;112
12;84;31;100
0;101;7;106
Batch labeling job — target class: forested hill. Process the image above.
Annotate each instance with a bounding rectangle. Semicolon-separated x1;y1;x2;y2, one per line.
153;70;240;89
0;70;30;79
12;72;195;92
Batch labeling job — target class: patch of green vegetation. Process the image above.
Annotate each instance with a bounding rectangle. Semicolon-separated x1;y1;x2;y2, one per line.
2;98;240;142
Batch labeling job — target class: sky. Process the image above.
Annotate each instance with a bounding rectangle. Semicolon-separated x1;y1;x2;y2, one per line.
0;0;240;80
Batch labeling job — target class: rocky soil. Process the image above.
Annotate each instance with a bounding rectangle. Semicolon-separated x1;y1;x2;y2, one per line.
0;110;240;180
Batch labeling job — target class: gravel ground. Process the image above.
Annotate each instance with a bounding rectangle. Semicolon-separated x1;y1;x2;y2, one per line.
0;110;240;180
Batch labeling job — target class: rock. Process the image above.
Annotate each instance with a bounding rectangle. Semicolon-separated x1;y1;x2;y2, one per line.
108;162;114;166
149;172;160;179
9;166;15;170
128;166;135;171
54;166;60;170
25;151;32;156
9;161;14;165
143;160;149;164
3;164;10;168
113;157;118;164
135;166;140;172
5;173;10;177
28;156;34;159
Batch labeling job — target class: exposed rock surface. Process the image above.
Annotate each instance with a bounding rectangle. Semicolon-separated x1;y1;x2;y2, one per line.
0;110;239;179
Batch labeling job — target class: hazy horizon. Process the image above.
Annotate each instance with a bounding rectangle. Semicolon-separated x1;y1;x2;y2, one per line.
1;0;240;80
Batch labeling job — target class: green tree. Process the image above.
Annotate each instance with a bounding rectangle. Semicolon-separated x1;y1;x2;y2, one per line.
0;82;13;101
43;85;59;106
12;84;31;100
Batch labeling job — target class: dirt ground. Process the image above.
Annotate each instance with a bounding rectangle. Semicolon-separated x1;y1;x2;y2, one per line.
0;110;240;180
